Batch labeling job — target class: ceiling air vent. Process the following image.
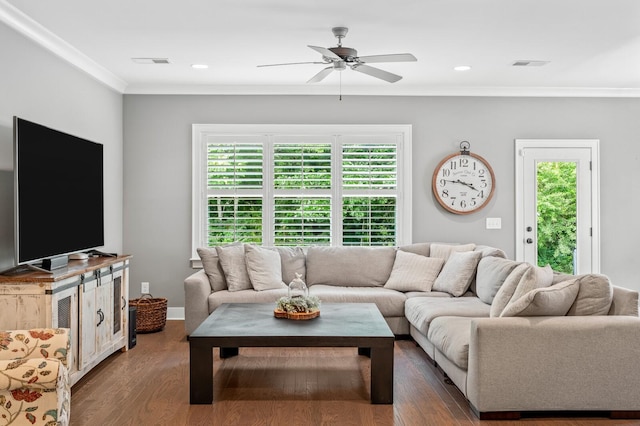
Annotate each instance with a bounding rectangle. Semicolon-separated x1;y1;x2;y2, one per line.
132;58;170;64
512;60;549;67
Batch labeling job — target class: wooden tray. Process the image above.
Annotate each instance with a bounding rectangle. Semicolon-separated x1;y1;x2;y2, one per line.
274;309;320;320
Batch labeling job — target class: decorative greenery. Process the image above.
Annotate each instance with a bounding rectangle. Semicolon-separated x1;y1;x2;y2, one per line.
537;162;577;273
276;295;321;313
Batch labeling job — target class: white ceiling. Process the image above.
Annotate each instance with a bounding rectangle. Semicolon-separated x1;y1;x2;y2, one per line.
2;0;640;96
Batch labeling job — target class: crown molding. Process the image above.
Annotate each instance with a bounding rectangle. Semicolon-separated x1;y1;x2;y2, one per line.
124;83;640;98
0;0;127;93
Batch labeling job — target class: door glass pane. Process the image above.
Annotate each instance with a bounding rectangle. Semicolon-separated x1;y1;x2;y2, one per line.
536;162;577;273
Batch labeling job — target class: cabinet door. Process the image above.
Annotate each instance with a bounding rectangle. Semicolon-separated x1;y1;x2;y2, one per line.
79;277;98;369
52;285;79;376
95;278;113;354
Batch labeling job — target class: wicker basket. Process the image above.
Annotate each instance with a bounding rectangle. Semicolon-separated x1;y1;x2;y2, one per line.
130;294;167;333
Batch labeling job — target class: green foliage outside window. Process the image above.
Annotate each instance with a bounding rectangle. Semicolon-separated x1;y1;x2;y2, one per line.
536;162;577;273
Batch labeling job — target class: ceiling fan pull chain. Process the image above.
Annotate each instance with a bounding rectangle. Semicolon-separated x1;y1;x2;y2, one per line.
339;72;342;101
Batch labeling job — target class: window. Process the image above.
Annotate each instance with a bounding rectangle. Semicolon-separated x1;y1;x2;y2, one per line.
192;125;412;261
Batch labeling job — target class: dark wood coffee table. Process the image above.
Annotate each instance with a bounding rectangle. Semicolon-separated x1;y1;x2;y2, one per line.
189;302;394;404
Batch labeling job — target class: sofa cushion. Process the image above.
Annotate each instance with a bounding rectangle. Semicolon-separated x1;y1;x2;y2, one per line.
398;242;431;257
489;263;529;317
500;279;580;317
429;243;475;261
216;243;252;292
274;246;307;285
244;245;287;291
384;250;444;292
308;285;406;317
475;257;522;305
208;288;289;312
427;316;474;370
197;246;228;292
432;251;482;297
565;274;613;316
306;246;396;287
404;297;490;335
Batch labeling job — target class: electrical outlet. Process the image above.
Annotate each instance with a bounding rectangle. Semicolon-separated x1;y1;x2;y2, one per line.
141;282;150;294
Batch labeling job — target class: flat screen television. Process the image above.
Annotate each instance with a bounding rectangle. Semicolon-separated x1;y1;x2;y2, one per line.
14;117;104;267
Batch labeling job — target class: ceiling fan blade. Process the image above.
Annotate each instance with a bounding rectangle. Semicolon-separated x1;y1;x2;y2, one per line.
356;53;417;64
307;66;334;83
308;45;342;61
257;61;327;68
351;64;402;83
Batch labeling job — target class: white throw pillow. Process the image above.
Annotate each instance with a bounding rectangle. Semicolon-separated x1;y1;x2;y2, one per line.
490;263;553;317
510;264;554;302
475;257;522;305
384;250;445;292
215;243;252;292
432;250;482;297
244;245;286;291
567;274;613;316
197;246;228;292
500;279;580;317
429;243;476;262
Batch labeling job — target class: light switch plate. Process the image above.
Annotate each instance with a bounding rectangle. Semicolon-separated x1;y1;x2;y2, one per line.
486;217;502;229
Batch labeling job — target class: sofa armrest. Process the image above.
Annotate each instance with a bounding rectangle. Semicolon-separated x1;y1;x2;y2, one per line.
467;316;640;414
184;270;213;336
0;329;70;366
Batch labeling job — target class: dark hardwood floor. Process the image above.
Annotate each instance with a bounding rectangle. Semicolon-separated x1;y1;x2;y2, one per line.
70;321;637;425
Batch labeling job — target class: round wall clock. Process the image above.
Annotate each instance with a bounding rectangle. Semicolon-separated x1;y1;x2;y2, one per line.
432;141;495;215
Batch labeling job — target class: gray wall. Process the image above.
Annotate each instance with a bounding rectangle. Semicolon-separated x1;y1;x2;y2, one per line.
0;22;124;272
123;94;640;308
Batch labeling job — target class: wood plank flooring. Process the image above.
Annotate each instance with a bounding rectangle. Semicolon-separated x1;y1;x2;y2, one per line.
70;321;637;426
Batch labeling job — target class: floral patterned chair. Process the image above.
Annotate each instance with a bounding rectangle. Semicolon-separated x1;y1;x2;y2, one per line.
0;328;70;426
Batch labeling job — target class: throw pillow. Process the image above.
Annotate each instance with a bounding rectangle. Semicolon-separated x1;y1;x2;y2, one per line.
432;250;482;297
274;246;306;284
244;245;287;291
500;279;580;317
510;264;554;302
566;274;613;316
489;263;531;317
196;247;228;292
429;243;476;262
398;242;431;257
475;257;522;305
384;250;445;292
215;243;252;292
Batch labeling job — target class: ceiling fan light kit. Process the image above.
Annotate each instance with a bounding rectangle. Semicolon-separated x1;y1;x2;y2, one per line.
259;27;417;84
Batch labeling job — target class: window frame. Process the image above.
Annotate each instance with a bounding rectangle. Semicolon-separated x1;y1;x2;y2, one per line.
191;124;412;265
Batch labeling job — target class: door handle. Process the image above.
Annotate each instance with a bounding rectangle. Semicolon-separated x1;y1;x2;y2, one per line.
526;238;534;244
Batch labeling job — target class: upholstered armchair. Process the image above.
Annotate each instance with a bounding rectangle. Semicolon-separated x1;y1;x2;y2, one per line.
0;328;71;426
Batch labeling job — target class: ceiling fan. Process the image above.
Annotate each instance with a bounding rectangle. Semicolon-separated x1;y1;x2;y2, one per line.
258;27;417;83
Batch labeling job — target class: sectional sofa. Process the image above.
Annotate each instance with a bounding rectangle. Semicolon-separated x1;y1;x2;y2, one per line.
184;242;640;419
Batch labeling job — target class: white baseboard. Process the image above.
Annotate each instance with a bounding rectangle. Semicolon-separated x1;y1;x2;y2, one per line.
167;307;185;320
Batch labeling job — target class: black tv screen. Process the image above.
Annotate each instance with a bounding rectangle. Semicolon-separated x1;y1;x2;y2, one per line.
14;117;104;265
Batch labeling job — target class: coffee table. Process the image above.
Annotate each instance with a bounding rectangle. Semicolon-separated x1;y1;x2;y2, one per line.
189;302;394;404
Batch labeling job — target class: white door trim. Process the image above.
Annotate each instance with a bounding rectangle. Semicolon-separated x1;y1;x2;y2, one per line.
515;139;600;272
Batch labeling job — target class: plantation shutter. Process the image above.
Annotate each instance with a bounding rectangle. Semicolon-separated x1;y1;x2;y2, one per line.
273;138;332;245
341;137;398;246
206;136;264;245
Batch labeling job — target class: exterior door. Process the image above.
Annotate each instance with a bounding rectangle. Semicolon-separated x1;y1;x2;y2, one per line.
515;140;600;274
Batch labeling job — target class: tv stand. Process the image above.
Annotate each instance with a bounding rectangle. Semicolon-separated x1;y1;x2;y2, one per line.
0;255;131;385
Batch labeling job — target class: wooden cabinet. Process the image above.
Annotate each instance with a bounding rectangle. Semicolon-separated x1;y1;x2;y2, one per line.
0;256;131;385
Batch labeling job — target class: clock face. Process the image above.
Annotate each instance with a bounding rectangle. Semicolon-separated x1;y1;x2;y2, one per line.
432;153;495;214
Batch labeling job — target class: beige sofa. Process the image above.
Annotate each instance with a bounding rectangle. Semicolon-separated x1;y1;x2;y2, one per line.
184;242;640;419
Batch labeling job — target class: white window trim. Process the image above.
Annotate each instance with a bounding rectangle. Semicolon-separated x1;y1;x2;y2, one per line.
191;124;412;266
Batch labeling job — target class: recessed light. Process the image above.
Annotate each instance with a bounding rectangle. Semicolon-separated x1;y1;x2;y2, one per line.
191;64;209;69
454;65;472;71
